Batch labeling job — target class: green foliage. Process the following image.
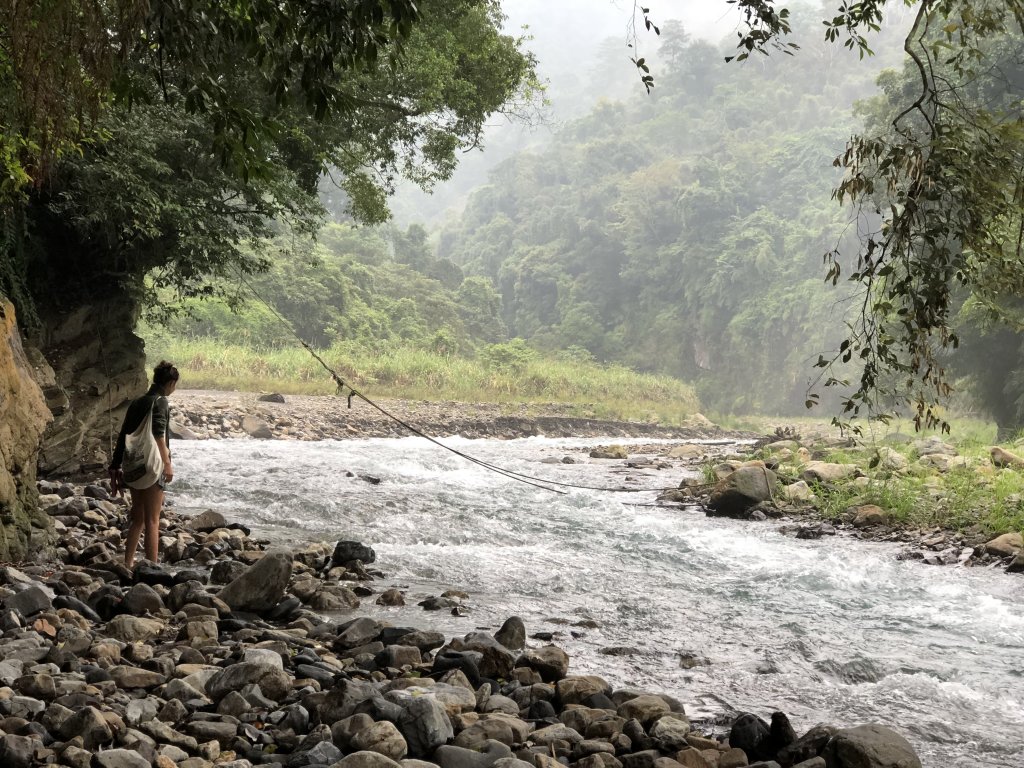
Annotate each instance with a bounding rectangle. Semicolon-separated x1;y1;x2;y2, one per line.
3;0;537;333
439;6;903;415
140;222;473;352
146;336;701;423
800;3;1024;431
0;0;419;204
481;339;537;375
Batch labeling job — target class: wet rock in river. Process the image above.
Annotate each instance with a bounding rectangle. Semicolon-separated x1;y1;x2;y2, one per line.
590;445;628;459
822;723;922;768
729;713;771;761
494;615;526;651
707;465;776;518
333;539;377;565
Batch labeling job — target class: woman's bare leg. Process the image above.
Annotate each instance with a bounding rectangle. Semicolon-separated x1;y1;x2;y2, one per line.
124;488;147;568
144;486;164;563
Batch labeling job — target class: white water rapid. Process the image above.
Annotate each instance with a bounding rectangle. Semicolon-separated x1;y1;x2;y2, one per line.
171;437;1024;768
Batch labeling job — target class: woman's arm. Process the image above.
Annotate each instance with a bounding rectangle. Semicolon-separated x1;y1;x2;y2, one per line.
158;435;173;482
153;395;173;482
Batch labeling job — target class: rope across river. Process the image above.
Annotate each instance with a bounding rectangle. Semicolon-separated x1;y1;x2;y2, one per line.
242;279;718;498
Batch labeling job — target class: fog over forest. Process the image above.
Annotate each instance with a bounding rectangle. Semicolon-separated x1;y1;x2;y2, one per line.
388;0;748;224
145;0;1021;433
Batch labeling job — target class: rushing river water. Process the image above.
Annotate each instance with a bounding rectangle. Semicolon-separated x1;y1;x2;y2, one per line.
170;436;1024;768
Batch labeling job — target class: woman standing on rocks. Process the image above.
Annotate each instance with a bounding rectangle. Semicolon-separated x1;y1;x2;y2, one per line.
109;360;179;568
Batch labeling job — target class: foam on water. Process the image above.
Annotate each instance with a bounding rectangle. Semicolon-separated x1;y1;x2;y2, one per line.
171;437;1024;768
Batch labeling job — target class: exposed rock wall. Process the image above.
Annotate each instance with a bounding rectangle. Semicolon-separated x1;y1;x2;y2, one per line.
35;295;148;475
0;299;52;560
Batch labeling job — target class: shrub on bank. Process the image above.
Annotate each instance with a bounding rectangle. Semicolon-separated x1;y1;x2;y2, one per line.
146;337;700;425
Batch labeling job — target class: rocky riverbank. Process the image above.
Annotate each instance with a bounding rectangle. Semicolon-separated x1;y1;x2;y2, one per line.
165;391;731;444
0;477;925;768
670;434;1024;575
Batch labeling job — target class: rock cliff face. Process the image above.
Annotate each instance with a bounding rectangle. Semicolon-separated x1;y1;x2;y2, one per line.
0;299;53;560
34;295;148;474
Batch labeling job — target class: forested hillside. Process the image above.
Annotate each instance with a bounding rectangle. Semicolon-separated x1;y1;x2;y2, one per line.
437;7;908;414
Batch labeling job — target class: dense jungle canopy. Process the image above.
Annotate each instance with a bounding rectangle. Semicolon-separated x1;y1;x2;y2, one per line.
1;0;1023;431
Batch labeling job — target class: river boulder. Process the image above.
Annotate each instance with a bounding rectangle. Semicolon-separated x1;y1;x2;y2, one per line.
729;712;770;760
851;505;891;528
990;446;1024;468
516;644;570;682
911;437;957;457
822;724;921;768
241;414;273;438
334;539;377;565
800;462;858;484
984;532;1023;557
874;447;909;471
590;445;628;459
216;550;292;612
707;465;775;518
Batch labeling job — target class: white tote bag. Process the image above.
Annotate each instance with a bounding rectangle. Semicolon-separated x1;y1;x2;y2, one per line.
122;402;164;489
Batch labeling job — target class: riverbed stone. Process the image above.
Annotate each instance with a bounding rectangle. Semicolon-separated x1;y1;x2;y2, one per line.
617;695;670;725
334;752;404;768
351;720;409;760
822;724;921;768
718;749;748;768
781;480;814;502
590;445;627;459
912;437;957;457
105;615;165;643
206;662;292;702
110;666;168;689
919;453;966;472
123;582;165;615
0;733;36;768
851;505;890;528
94;748;152;768
187;509;228;531
875;447;909;471
707;465;775;517
729;713;770;761
436;740;512;768
333;540;376;565
217;550;292;612
59;705;113;748
651;716;691;751
674;749;709;768
495;615;526;650
556;675;611;706
800;462;858;484
392;693;453;757
984;532;1023;556
516;644;569;682
3;585;53;617
241;415;273;439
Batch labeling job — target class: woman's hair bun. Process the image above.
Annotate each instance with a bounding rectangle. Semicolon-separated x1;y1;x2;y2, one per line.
153;360;180;386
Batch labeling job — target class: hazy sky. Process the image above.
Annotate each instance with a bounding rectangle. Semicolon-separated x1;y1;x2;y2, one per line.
501;0;742;46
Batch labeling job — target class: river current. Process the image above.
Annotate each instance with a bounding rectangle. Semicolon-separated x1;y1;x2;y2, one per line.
170;436;1024;768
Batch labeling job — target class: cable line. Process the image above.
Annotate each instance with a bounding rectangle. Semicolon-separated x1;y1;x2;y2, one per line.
242;278;715;497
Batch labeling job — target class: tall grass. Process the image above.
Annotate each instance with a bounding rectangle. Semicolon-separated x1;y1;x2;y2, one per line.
149;337;701;424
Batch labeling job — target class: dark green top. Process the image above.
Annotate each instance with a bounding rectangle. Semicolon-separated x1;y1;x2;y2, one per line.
110;385;170;470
